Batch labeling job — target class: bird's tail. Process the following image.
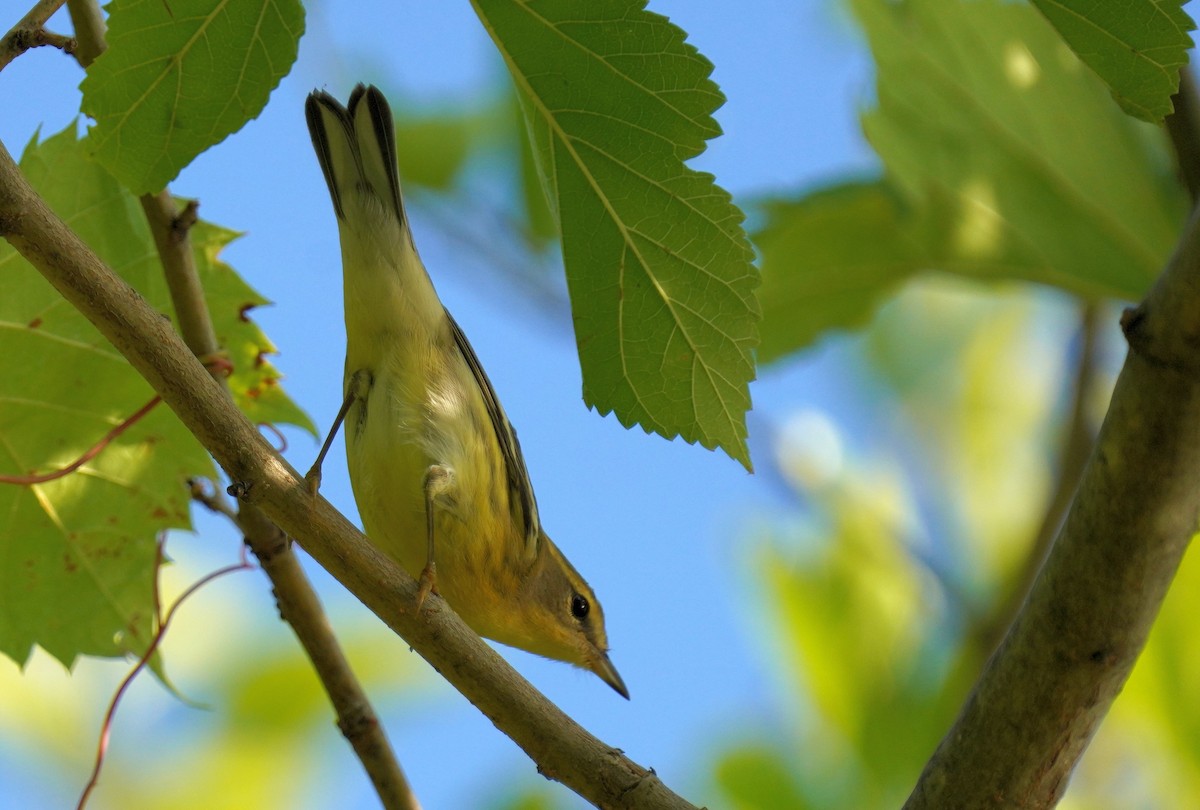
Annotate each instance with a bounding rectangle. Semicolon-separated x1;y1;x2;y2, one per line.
305;84;406;226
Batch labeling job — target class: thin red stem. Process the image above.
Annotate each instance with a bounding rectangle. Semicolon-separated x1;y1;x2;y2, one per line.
76;544;254;809
0;396;162;485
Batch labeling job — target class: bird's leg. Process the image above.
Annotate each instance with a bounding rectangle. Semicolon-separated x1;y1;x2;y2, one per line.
305;368;370;494
417;464;454;610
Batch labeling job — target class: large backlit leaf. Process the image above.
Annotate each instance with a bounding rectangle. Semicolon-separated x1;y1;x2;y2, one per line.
0;124;308;667
757;181;924;363
80;0;304;194
857;0;1186;299
751;0;1188;365
473;0;759;469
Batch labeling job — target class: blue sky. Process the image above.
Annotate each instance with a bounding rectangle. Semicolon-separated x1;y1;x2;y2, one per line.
0;2;883;807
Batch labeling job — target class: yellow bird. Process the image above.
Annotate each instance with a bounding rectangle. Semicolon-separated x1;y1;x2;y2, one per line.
305;85;626;698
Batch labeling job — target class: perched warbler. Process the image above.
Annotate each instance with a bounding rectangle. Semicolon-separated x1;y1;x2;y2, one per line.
304;85;627;698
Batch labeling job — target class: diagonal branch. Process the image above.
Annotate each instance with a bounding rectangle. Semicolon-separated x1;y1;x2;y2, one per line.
0;139;694;810
64;0;417;782
140;189;420;810
905;207;1200;807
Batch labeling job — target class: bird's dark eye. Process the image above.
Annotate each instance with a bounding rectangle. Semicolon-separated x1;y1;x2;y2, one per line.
570;594;590;620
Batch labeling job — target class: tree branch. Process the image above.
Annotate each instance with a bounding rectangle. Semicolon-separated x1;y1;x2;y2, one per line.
975;302;1098;656
905;209;1200;807
1166;68;1200;203
0;0;73;72
141;186;419;810
64;0;102;67
0;141;694;810
236;506;420;810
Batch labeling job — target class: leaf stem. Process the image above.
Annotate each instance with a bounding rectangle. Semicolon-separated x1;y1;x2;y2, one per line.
77;538;254;810
0;395;161;485
64;0;102;67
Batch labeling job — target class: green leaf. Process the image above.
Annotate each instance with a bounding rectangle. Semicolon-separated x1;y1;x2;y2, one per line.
80;0;305;194
394;112;478;191
760;1;1188;363
473;0;760;470
856;0;1187;300
190;220;314;434
757;181;923;363
714;746;810;810
1030;0;1195;122
0;128;211;666
0;124;309;667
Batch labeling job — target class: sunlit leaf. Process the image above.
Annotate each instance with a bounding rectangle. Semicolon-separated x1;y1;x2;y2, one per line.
0;125;308;667
473;0;759;469
81;0;305;193
0;129;210;666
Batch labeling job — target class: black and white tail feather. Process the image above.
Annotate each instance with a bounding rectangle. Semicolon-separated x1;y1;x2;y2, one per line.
305;85;543;561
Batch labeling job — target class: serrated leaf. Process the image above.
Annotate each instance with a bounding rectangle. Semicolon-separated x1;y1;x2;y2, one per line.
473;0;759;470
1030;0;1195;122
856;0;1187;300
80;0;305;194
0;124;308;667
757;182;924;363
190;220;314;433
0;128;211;666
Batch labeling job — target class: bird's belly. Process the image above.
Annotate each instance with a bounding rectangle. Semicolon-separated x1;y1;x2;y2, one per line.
344;364;513;622
345;380;428;579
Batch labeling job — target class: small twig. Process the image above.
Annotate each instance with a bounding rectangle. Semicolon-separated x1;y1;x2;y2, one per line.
0;396;161;485
0;0;74;73
237;506;420;810
77;538;254;810
1166;67;1200;204
192;481;418;807
189;477;239;522
140;192;219;358
65;0;103;67
139;156;418;808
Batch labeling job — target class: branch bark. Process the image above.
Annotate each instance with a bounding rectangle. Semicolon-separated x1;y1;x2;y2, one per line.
0;140;693;810
48;0;419;799
1166;68;1200;203
140;190;420;810
0;0;73;72
905;208;1200;807
975;303;1098;657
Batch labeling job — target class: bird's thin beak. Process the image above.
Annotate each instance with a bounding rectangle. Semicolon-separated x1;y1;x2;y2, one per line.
592;652;629;699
